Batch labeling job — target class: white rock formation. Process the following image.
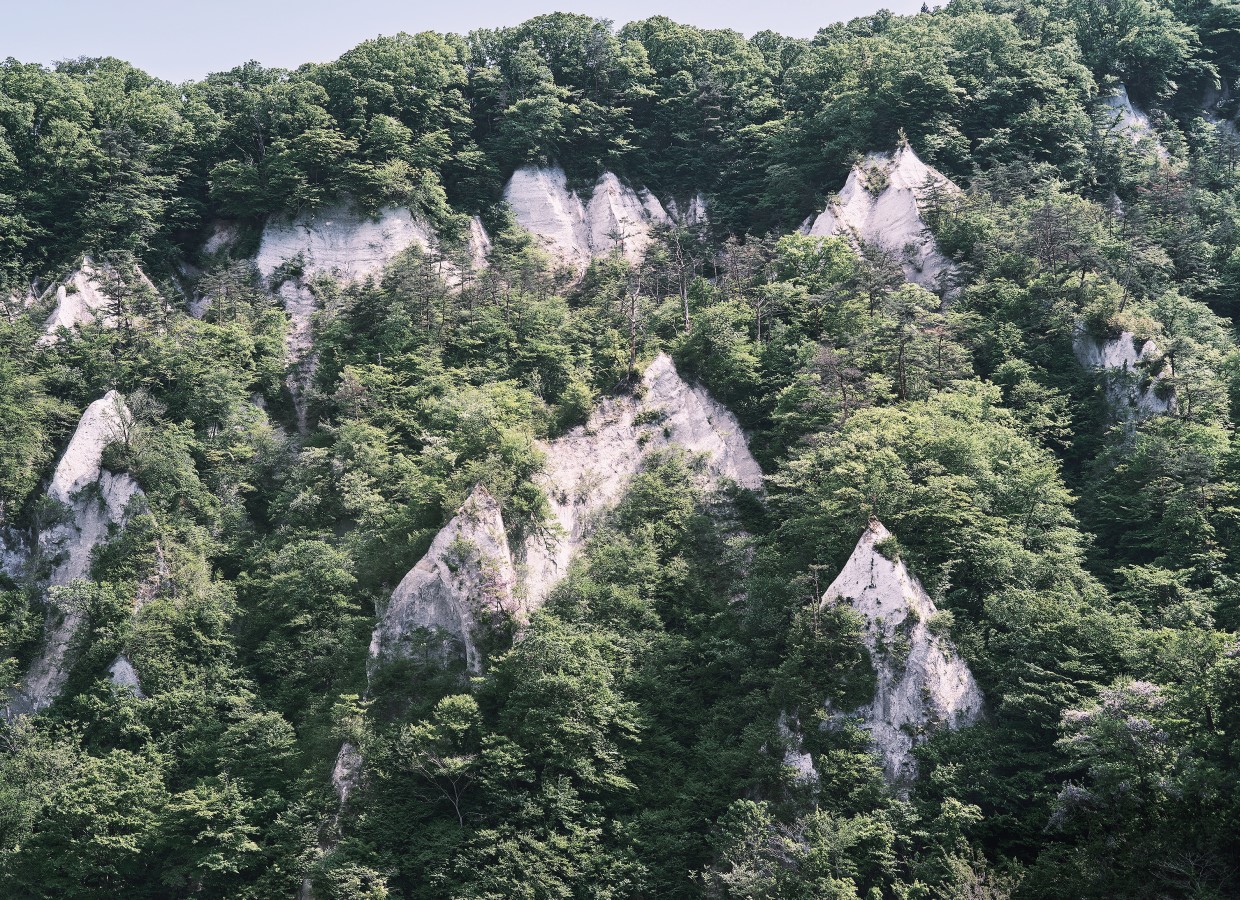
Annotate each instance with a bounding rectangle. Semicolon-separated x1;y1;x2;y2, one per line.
666;193;708;227
257;205;464;430
1102;84;1168;159
777;714;819;786
820;520;983;785
522;352;763;607
107;655;145;698
329;485;518;808
467;215;492;271
1073;328;1175;417
503;166;672;274
38;259;161;345
331;742;364;805
803;145;959;294
257;205;437;284
369;484;518;676
4;392;142;719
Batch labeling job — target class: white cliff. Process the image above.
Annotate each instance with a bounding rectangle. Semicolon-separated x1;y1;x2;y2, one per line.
256;205;471;430
368;484;518;675
820;520;983;785
330;485;518;808
38;260;158;345
503;166;673;274
803;145;958;294
1073;327;1175;417
522;352;763;607
4;392;142;719
1102;84;1168;159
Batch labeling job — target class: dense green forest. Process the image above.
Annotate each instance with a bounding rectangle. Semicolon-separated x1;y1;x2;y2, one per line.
4;0;1240;897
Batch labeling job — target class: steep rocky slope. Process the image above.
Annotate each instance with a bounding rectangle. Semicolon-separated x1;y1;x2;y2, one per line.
329;486;517;808
253;205;488;429
3;392;142;719
819;520;983;785
522;352;763;606
503;166;697;274
802;145;958;294
38;259;159;345
1073;328;1175;417
368;484;517;675
1103;83;1168;159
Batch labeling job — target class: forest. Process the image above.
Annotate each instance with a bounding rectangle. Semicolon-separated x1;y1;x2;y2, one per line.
3;0;1240;897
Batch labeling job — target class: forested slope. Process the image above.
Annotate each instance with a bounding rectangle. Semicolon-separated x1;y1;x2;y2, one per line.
3;2;1240;897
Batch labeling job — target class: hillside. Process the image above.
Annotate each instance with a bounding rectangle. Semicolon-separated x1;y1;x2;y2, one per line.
3;3;1240;898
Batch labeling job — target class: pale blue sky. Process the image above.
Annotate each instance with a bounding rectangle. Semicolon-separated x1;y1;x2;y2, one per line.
4;0;927;83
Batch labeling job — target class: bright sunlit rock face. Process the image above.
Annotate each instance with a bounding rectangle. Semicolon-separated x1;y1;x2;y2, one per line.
521;352;763;608
820;519;983;785
39;259;159;345
503;166;677;274
4;392;142;719
1102;83;1168;159
369;484;517;676
1073;327;1175;417
804;145;959;294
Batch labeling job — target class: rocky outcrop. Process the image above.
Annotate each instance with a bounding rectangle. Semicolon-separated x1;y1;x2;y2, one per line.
1102;84;1168;159
256;205;483;430
368;484;518;676
522;352;763;607
329;485;517;808
666;193;708;227
38;259;159;345
1073;328;1175;417
802;145;958;294
503;166;674;274
4;392;142;719
107;655;144;698
820;520;983;785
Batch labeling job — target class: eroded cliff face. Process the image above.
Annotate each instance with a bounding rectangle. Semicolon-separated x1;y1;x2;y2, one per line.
254;206;488;430
38;259;159;345
1073;328;1175;417
4;392;142;719
503;166;683;274
1103;84;1168;159
522;352;763;607
803;145;958;294
368;484;518;676
330;485;517;807
820;520;983;785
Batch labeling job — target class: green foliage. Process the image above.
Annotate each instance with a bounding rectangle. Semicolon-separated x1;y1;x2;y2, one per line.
4;2;1240;897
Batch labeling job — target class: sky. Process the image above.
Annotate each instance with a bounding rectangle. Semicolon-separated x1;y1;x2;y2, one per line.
3;0;927;83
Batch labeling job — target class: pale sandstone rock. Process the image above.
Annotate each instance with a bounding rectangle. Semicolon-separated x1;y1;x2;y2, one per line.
820;520;983;785
1103;84;1169;160
503;166;674;274
4;392;142;719
522;352;763;607
1072;327;1175;417
803;145;958;294
369;484;517;676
